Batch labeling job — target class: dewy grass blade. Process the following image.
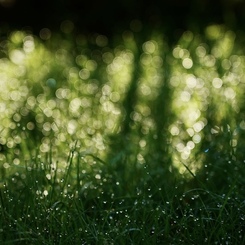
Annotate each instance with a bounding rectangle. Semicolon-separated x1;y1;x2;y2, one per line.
181;161;208;190
62;141;78;192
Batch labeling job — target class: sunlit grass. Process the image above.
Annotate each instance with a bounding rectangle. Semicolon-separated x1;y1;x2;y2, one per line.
0;23;245;243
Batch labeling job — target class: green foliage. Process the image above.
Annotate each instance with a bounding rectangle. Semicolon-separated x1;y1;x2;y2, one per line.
0;24;245;243
0;148;245;244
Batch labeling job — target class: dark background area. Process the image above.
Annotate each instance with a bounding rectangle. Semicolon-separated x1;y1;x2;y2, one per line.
0;0;245;41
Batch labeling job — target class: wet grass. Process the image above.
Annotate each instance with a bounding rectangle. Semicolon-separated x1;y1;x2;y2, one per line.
0;144;245;244
1;24;245;243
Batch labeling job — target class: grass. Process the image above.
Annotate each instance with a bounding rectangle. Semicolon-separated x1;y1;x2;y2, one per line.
1;23;245;243
0;145;245;244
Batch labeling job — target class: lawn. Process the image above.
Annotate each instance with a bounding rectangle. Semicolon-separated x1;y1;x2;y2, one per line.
0;23;245;244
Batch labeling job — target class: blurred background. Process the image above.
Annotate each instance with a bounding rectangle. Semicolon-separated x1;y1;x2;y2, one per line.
1;0;245;188
1;0;245;41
